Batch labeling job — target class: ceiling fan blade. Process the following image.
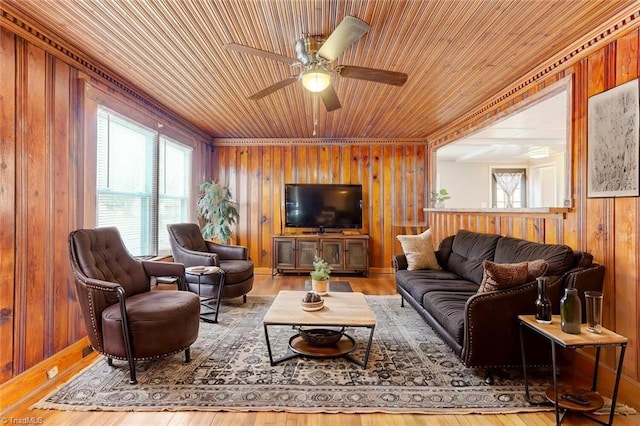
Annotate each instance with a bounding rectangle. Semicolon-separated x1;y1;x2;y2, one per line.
320;85;341;112
317;16;370;61
248;77;298;100
338;65;408;86
226;43;297;65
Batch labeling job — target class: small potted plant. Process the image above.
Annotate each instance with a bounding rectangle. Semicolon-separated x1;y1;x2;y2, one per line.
430;188;451;208
310;256;331;295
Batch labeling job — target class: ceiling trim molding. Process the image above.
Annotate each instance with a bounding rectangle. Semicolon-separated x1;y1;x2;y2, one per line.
213;138;427;146
428;6;640;145
0;4;212;142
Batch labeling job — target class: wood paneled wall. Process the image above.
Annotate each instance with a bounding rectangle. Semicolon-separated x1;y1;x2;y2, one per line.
2;3;640;406
0;26;209;385
0;27;85;383
212;143;428;272
424;28;640;397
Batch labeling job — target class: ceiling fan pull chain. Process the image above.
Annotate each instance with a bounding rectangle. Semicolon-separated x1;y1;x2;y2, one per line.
313;94;318;136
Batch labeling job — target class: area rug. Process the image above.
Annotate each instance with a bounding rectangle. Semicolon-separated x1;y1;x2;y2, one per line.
32;295;631;415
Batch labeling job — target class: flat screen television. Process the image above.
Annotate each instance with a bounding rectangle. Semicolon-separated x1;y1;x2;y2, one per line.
285;184;363;232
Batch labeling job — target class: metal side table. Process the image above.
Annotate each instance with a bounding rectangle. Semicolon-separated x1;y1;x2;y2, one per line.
519;315;627;426
186;266;225;323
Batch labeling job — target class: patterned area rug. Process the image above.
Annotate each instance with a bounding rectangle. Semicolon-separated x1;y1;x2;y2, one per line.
32;295;627;414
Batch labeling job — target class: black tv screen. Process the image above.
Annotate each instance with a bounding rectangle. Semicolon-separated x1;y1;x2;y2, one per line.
285;184;363;231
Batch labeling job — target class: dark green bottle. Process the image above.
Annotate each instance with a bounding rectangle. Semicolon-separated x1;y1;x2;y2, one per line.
560;287;581;334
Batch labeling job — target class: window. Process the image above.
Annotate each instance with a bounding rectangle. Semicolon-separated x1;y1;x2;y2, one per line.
158;137;192;253
492;168;526;208
96;107;192;257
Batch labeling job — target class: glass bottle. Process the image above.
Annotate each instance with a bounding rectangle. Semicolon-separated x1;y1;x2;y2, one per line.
560;287;581;334
535;277;552;324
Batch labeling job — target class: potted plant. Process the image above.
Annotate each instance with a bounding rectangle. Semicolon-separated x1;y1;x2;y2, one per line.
310;256;331;295
430;188;451;208
196;179;239;244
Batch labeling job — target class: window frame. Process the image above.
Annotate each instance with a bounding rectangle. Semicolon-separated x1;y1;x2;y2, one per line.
491;167;527;208
81;80;207;257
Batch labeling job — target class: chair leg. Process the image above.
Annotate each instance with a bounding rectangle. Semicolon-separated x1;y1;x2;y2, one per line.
485;368;494;385
116;287;137;384
107;357;113;366
401;296;405;307
128;364;137;384
243;294;247;303
184;348;191;363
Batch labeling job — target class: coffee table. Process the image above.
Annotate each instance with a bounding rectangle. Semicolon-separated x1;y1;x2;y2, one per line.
262;290;376;369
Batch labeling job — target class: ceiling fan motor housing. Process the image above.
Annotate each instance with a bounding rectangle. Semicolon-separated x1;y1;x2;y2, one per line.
295;36;326;65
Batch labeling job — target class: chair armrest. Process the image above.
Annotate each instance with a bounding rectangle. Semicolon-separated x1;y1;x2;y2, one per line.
83;277;123;292
142;260;185;278
206;241;248;260
392;254;408;271
173;246;220;267
142;261;188;291
462;276;563;367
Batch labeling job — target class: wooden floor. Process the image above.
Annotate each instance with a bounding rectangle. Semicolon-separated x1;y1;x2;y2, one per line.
4;273;639;425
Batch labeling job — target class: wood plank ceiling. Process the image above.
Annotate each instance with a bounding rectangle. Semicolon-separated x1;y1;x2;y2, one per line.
5;0;638;140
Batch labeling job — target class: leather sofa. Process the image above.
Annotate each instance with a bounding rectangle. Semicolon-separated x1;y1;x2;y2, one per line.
393;230;605;372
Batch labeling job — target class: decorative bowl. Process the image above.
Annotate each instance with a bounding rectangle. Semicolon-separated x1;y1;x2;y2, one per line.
299;327;344;347
300;300;324;311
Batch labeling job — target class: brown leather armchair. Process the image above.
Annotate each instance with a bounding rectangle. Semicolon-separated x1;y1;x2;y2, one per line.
167;223;254;303
69;227;200;384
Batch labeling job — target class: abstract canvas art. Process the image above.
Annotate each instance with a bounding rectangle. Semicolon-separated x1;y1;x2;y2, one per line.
587;78;640;197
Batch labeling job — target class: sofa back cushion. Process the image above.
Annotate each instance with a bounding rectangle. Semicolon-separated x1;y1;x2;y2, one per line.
494;236;574;276
446;230;501;284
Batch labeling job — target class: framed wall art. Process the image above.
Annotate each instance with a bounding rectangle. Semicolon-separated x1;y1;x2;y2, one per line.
587;78;640;198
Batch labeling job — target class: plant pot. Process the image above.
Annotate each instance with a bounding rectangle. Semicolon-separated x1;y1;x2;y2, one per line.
312;279;328;295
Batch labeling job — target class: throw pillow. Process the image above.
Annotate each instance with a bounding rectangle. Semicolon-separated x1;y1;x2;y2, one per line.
396;229;441;271
478;259;549;293
526;258;549;280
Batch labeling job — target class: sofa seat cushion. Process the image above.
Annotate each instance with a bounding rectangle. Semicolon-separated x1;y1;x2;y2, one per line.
494;237;573;275
397;270;479;307
446;230;501;284
422;291;475;345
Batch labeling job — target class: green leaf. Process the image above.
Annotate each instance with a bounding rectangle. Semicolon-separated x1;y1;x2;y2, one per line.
196;179;240;244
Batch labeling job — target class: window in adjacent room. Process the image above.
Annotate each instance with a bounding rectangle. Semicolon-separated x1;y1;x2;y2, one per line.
96;107;192;257
492;168;526;208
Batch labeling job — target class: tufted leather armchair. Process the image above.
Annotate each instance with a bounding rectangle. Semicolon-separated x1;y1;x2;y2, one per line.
68;227;200;384
167;223;254;303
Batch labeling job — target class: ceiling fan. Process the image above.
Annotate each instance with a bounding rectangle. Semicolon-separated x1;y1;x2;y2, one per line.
225;16;408;112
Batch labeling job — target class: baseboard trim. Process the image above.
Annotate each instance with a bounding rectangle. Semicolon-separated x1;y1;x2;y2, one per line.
0;336;97;416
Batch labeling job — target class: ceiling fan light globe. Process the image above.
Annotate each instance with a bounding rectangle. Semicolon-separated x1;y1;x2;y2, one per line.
300;69;332;93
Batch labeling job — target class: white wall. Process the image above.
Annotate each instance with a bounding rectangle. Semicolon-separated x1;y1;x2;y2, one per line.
436;161;491;208
438;154;565;208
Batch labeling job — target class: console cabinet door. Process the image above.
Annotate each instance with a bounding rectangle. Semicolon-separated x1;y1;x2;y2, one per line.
273;238;295;271
345;238;368;274
320;239;343;270
297;239;319;269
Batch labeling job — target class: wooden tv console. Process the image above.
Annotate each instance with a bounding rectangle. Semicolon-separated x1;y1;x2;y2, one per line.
272;233;369;276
